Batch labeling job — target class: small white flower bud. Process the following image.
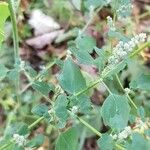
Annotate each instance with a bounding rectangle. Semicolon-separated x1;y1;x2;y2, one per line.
124;126;132;135
112;134;117;140
107;33;147;68
125;88;131;94
118;131;127;140
13;134;26;146
124;43;130;50
71;106;78;114
138;33;147;42
129;41;136;48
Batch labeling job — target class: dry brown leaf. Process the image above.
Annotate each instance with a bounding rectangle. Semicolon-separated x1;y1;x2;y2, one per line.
28;9;60;36
26;30;64;49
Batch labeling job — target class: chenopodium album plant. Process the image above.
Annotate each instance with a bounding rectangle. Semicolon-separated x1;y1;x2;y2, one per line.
0;0;150;150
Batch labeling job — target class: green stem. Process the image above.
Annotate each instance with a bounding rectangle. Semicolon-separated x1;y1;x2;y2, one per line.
102;80;112;94
74;42;150;98
28;116;44;130
115;74;137;109
8;0;20;102
126;94;137;109
74;78;102;97
21;60;57;94
8;0;19;59
0;142;13;150
0;116;45;149
78;117;102;137
130;41;150;57
115;74;124;92
78;117;126;150
115;144;126;150
80;6;102;35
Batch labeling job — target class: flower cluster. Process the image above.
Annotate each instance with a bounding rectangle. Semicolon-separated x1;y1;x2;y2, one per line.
71;106;78;114
13;134;26;146
111;126;132;141
108;33;147;67
107;16;116;31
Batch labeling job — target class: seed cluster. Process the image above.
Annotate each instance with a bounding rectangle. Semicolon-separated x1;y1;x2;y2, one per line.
108;33;147;67
111;126;132;141
13;134;26;146
71;106;78;114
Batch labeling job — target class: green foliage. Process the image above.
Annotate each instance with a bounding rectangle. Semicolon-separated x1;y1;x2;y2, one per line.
84;0;106;10
55;127;79;150
27;134;45;148
126;133;150;150
75;95;91;114
75;35;96;53
0;2;10;45
102;60;127;78
110;0;132;18
101;94;130;131
94;47;108;70
0;0;150;150
4;122;29;137
31;104;49;117
130;74;150;91
137;106;145;121
0;64;8;80
54;94;69;128
32;81;54;96
97;134;115;150
69;45;94;65
58;58;86;94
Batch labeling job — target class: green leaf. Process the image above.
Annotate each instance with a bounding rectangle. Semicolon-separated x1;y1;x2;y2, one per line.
12;144;24;150
32;81;54;96
108;30;128;41
55;127;79;150
54;95;69;128
84;0;105;10
77;96;91;114
94;47;108;70
137;106;145;121
0;2;10;45
7;68;18;82
110;0;132;18
69;41;94;65
75;35;96;53
130;74;150;91
0;64;8;80
58;58;86;94
4;122;29;137
32;104;49;117
71;95;92;114
97;134;115;150
27;134;45;148
25;64;37;78
101;94;130;131
102;60;127;78
126;133;150;150
144;129;150;137
70;47;94;65
17;123;29;135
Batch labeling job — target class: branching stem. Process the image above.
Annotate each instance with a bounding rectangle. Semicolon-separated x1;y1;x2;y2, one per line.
115;74;137;109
